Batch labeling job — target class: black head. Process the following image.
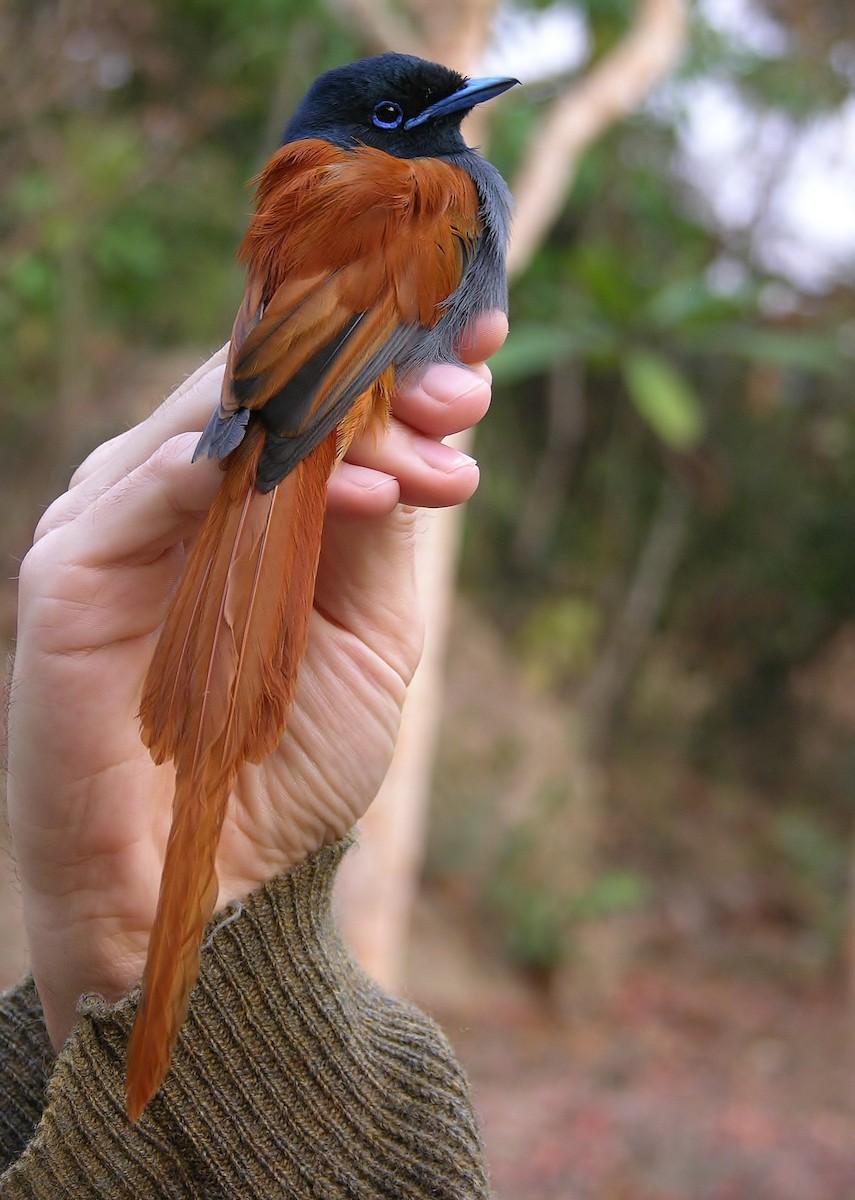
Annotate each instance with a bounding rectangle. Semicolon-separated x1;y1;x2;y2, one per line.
282;53;518;158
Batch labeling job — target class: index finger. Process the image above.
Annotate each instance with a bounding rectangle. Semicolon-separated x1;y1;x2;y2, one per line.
74;347;229;491
34;348;228;543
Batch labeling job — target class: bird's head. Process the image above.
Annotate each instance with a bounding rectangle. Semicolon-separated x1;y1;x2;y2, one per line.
283;53;518;158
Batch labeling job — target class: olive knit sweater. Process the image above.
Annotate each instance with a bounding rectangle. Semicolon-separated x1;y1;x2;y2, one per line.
0;839;490;1197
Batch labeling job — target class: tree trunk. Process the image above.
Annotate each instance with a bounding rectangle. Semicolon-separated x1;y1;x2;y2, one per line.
335;481;468;986
333;0;689;985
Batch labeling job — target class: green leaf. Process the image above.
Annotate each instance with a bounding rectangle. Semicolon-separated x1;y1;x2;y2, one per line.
643;278;748;330
572;869;651;919
94;220;166;280
489;325;567;384
571;240;639;320
6;253;57;307
623;350;705;449
682;324;843;374
490;321;617;384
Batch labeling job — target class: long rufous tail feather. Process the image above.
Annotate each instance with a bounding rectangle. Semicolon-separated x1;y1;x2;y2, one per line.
125;428;335;1121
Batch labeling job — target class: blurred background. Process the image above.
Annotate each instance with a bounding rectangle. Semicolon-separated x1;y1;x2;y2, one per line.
2;0;855;1195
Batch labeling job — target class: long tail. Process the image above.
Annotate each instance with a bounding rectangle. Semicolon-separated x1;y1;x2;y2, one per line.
125;426;335;1121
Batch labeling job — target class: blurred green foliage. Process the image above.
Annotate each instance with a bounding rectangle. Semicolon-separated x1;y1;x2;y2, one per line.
516;596;602;687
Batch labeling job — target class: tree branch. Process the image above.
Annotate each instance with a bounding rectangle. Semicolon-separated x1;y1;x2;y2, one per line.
508;0;688;278
322;0;425;56
579;476;691;760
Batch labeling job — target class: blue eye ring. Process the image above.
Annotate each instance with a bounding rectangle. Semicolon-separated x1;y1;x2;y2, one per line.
372;100;403;130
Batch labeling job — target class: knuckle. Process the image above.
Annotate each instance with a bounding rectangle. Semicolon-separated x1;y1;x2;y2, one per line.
33;499;66;544
143;431;199;480
17;535;57;597
68;434;121;489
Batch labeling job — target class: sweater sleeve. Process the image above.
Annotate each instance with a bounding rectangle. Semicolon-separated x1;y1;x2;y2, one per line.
0;838;490;1199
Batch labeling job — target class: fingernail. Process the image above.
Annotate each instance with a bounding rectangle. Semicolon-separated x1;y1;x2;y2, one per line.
337;463;397;492
415;437;477;471
356;466;398;492
449;377;490;406
364;474;398;492
420;369;489;406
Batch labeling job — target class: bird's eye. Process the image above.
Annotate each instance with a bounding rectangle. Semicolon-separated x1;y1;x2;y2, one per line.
372;100;404;130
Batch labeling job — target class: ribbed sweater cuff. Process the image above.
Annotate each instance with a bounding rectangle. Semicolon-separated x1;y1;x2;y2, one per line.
0;838;490;1198
0;977;54;1173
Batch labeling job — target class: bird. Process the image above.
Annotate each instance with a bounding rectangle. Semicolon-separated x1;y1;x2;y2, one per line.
124;51;518;1121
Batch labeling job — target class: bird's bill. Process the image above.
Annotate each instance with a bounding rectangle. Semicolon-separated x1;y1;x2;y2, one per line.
403;75;519;129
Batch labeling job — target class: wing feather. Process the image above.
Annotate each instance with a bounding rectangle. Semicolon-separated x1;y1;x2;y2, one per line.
197;140;482;488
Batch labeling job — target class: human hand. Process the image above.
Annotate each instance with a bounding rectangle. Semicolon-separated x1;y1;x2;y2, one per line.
6;312;507;1051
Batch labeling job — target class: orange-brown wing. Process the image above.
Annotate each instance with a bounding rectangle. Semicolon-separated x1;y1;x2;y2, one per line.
196;139;482;489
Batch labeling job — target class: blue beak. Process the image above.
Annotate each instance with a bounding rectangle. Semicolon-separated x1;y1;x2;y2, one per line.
404;75;519;129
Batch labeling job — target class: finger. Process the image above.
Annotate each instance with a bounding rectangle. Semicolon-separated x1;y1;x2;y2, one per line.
457;309;508;363
327;314;506;516
48;433;222;570
391;361;491;439
18;436;224;658
340;416;479;511
326;464;401;516
35;349;228;543
70;347;228;489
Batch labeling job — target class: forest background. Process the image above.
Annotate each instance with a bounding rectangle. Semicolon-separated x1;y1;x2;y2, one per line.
2;1;855;1196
